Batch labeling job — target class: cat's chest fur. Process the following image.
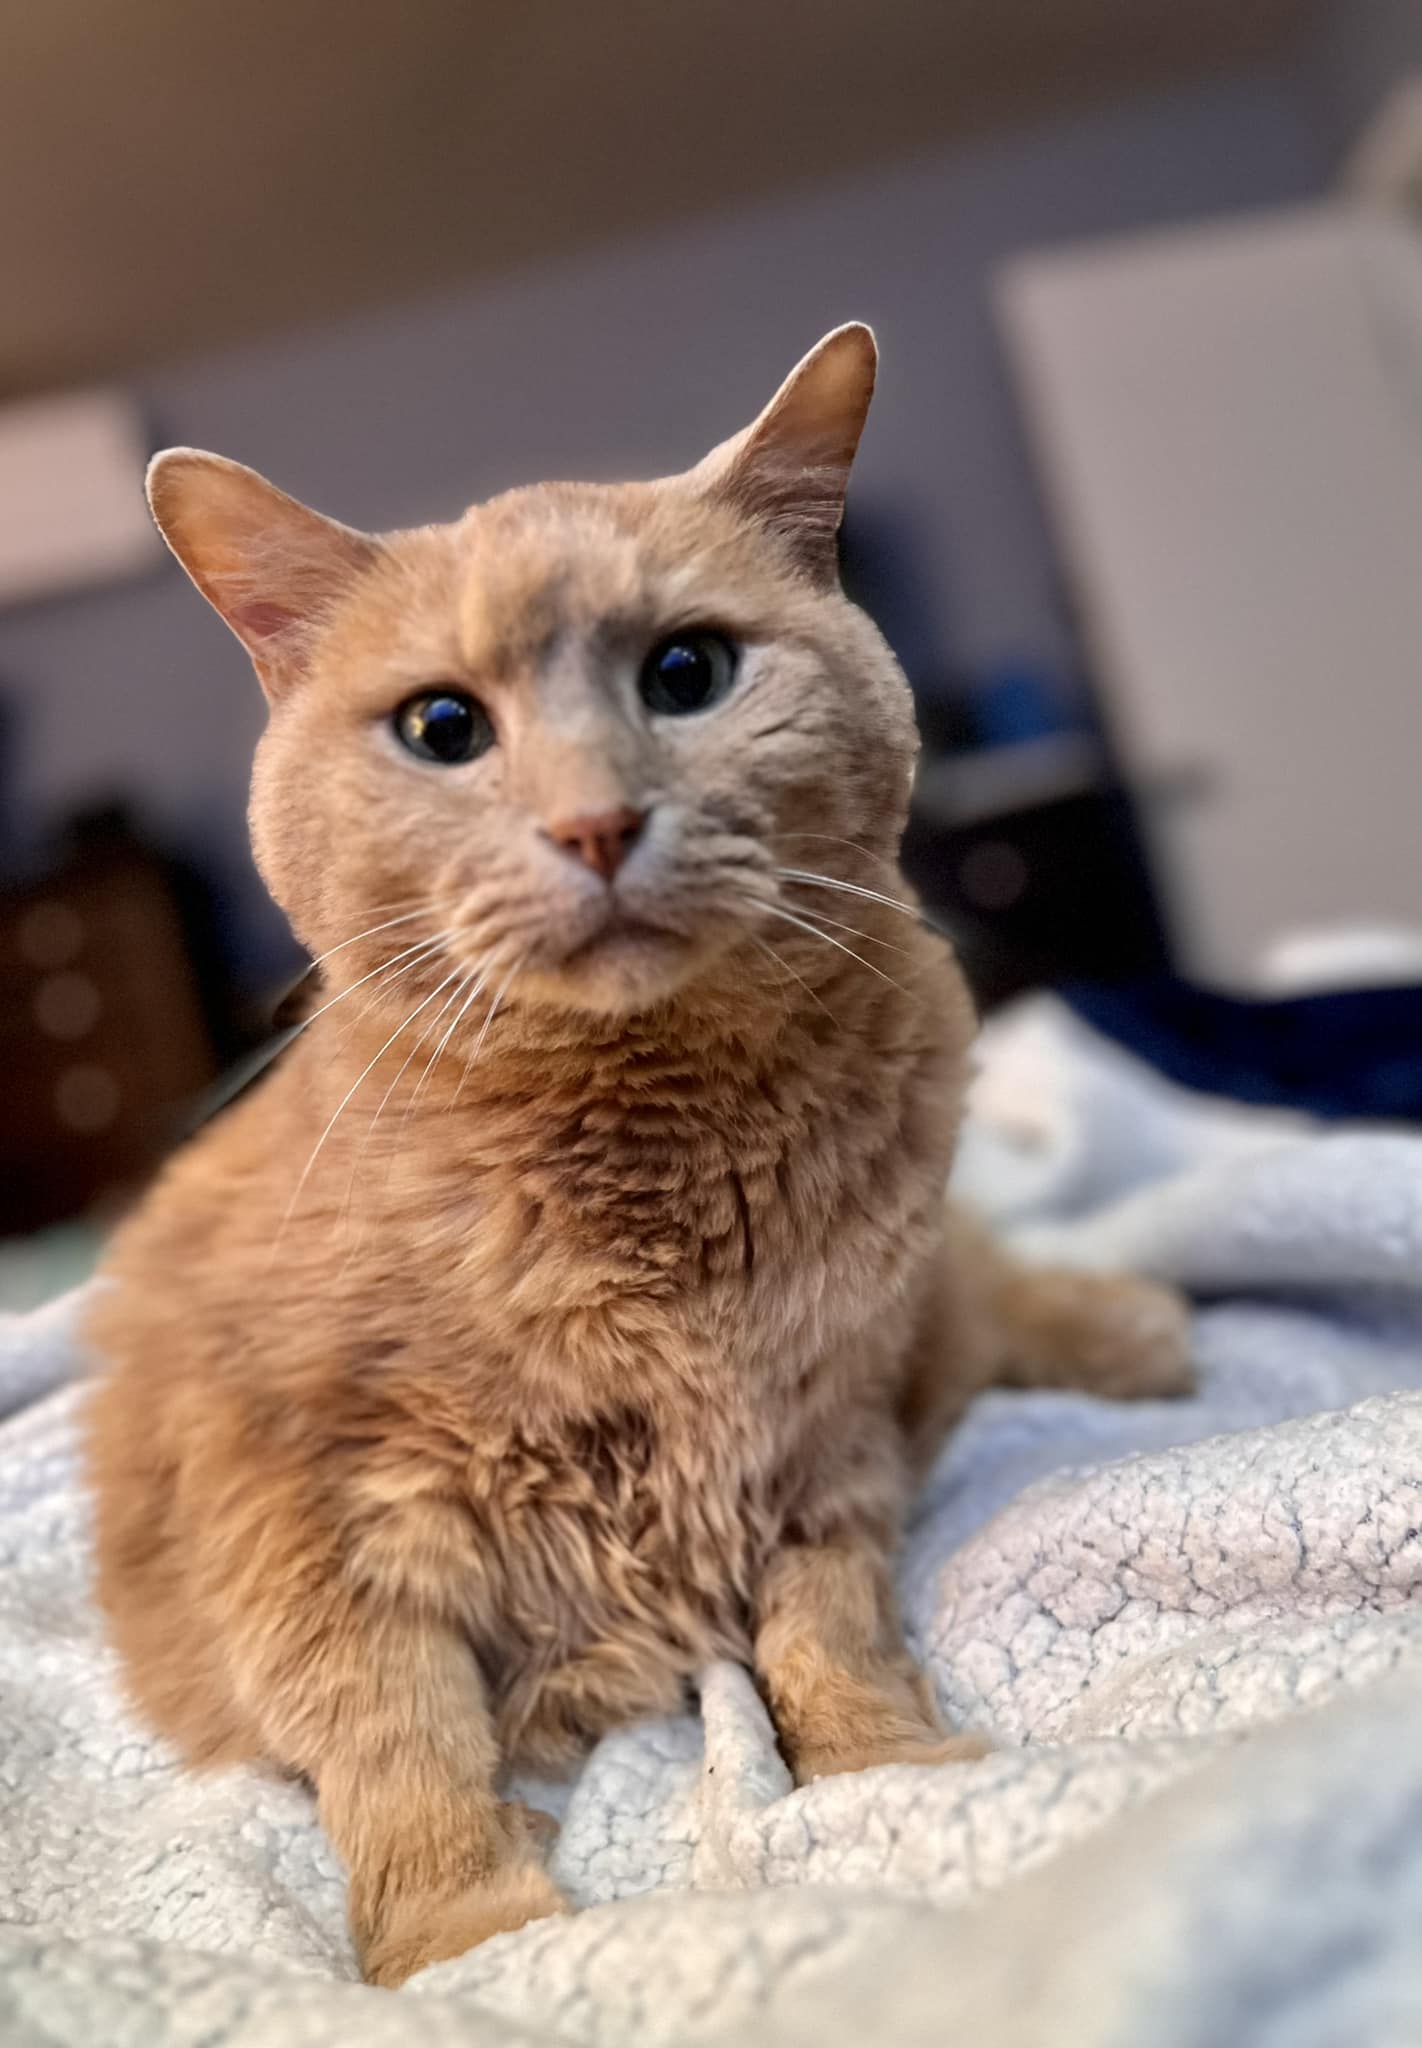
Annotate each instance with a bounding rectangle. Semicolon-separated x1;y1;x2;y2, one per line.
320;1015;950;1764
385;1016;946;1394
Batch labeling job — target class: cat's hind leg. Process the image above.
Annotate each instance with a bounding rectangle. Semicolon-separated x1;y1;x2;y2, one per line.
959;1198;1192;1398
900;1202;1194;1466
982;1253;1194;1402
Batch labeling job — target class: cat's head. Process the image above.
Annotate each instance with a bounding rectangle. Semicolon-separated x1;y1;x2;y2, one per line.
148;324;918;1024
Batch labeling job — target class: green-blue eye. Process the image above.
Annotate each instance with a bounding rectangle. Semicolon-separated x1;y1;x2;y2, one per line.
394;691;495;764
639;632;737;716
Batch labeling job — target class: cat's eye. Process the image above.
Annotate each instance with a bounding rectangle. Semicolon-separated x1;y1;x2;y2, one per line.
638;631;737;717
393;690;495;765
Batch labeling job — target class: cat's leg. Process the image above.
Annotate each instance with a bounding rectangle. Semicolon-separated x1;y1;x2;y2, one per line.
899;1201;1194;1466
223;1566;565;1985
90;1331;563;1984
954;1199;1192;1398
318;1626;567;1986
754;1514;987;1785
982;1253;1194;1399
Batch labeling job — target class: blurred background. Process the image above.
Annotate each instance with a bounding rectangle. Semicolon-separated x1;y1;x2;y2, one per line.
5;0;1422;1298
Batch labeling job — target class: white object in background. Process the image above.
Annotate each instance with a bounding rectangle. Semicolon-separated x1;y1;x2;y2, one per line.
1344;73;1422;216
0;389;159;607
997;204;1422;991
1256;923;1422;995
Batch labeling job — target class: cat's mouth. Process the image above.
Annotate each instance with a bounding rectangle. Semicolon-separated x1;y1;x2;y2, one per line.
512;894;725;1015
556;907;688;968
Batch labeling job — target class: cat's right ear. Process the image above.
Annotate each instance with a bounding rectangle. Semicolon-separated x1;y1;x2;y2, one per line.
146;450;378;702
690;323;878;582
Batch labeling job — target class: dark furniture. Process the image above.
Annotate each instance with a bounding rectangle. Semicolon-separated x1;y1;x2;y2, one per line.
1;814;222;1235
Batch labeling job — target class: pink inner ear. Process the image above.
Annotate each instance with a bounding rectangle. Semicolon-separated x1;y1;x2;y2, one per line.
232;599;294;643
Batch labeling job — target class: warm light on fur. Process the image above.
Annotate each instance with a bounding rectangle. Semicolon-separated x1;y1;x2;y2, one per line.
87;325;1191;1985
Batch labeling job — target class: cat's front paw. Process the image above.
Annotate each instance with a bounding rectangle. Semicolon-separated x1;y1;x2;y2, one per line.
362;1860;569;1987
793;1727;992;1784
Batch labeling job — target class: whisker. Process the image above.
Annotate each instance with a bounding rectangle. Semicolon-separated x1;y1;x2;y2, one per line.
776;831;903;872
337;966;484;1254
297;904;431;978
308;944;461;1088
745;930;838;1026
386;968;475;1124
403;961;496;1122
758;901;913;998
776;867;927;922
452;957;521;1107
424;965;497;1095
319;939;448;1054
781;902;915;957
295;932;449;1033
270;966;466;1259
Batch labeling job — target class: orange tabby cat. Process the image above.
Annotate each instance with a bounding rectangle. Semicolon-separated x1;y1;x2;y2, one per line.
86;325;1190;1986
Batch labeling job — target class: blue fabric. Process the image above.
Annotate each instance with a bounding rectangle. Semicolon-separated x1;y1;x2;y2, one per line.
1063;976;1422;1123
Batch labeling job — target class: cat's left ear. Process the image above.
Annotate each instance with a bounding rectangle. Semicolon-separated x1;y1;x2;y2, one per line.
146;450;379;702
692;323;877;581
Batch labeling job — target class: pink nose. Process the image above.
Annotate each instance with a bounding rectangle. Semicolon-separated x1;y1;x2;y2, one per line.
545;806;647;882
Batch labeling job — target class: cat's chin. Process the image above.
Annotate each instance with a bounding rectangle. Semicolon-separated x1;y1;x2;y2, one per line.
522;919;713;1019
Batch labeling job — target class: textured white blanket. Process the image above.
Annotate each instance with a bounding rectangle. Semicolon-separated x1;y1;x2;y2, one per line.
4;996;1422;2046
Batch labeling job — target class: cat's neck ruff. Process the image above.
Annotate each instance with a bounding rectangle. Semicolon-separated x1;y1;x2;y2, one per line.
310;936;905;1136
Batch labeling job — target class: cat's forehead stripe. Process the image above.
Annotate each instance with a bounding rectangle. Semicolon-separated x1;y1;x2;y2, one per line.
454;494;654;676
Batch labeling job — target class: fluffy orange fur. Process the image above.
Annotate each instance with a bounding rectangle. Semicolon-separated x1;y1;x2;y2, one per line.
85;326;1191;1986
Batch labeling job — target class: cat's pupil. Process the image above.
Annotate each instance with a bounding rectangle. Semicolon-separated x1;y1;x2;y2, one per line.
639;632;736;717
394;691;494;765
653;645;711;710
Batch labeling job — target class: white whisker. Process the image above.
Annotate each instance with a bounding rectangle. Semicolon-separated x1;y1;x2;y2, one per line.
319;940;449;1056
452;957;521;1107
404;961;496;1122
297;904;431;979
337;967;485;1255
776;866;926;922
295;930;449;1033
781;902;914;957
386;968;474;1119
745;931;838;1025
777;831;902;872
270;965;466;1260
352;968;474;1197
423;966;496;1097
759;901;912;997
